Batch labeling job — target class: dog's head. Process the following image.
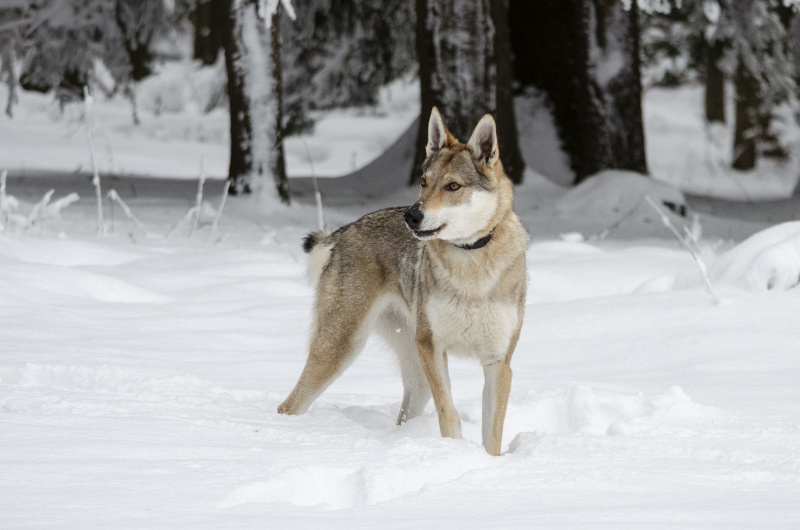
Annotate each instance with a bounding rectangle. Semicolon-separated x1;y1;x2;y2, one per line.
404;108;511;244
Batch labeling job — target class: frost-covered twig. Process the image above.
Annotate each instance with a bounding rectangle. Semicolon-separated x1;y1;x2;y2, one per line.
27;189;54;226
191;157;207;238
107;189;151;236
594;202;641;240
0;170;9;230
1;171;80;232
302;139;325;231
25;189;79;230
207;181;231;243
167;208;197;240
83;86;105;234
645;196;719;303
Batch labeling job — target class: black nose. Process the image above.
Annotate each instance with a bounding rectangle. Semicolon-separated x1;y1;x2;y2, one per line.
404;206;423;229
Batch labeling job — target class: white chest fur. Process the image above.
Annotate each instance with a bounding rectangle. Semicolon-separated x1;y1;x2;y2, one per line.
425;293;518;362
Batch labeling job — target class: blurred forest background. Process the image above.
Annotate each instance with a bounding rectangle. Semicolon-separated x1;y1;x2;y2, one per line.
2;0;800;206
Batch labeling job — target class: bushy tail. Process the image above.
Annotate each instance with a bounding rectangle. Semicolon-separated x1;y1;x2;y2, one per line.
302;231;324;253
302;230;333;286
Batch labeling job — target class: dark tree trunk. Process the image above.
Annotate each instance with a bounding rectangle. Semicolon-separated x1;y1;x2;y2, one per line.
221;0;289;202
732;58;760;171
705;41;726;124
603;1;647;180
1;44;18;117
194;0;225;66
509;0;647;184
412;0;434;185
270;9;290;203
115;0;163;82
489;0;523;184
411;0;524;184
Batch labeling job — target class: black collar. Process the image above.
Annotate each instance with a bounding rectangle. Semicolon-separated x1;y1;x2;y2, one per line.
455;230;494;250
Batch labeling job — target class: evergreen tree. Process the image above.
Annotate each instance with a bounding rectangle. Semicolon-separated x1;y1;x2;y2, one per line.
280;0;415;136
0;0;163;110
642;0;798;169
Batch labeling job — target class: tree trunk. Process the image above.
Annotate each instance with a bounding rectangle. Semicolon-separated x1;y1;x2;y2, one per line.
194;0;225;66
602;1;647;180
1;44;18;118
222;0;290;203
270;8;289;202
410;0;524;184
705;41;726;124
509;0;647;184
115;0;164;82
489;0;523;184
732;58;760;171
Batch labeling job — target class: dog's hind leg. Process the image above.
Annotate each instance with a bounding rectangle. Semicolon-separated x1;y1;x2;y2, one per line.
481;359;513;456
375;310;431;425
396;356;432;425
277;300;371;416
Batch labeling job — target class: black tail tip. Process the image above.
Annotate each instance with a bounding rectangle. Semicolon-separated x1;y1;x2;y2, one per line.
302;232;318;253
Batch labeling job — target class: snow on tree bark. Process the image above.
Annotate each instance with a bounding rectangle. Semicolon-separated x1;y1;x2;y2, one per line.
222;0;290;203
412;0;524;184
510;0;647;184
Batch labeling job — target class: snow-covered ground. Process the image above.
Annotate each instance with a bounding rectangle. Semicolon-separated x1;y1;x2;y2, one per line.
0;167;798;528
1;72;800;527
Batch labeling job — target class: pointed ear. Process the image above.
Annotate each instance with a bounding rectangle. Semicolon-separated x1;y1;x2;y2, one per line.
467;114;499;167
426;107;451;157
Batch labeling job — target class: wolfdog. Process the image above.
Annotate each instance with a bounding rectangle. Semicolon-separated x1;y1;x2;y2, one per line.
277;108;529;455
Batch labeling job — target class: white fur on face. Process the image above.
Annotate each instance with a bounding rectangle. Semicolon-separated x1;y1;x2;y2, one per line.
418;189;498;243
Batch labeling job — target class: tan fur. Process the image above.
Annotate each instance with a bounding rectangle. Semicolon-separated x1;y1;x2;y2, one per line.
278;108;529;456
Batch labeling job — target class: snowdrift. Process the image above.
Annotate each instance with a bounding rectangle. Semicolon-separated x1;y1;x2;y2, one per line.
555;170;690;237
676;221;800;292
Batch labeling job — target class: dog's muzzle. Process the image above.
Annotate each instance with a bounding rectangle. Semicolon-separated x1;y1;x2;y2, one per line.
404;205;424;231
404;205;445;239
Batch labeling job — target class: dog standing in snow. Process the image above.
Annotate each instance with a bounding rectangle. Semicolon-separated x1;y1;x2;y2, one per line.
278;108;529;456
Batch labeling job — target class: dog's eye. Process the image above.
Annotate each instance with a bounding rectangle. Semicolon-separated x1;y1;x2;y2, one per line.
446;182;461;191
420;178;427;188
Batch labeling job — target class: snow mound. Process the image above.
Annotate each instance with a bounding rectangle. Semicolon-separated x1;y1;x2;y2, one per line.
555;170;689;236
702;221;800;291
507;385;715;452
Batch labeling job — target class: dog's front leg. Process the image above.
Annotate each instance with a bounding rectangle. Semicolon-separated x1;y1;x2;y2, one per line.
482;312;523;456
416;329;462;439
481;359;513;456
